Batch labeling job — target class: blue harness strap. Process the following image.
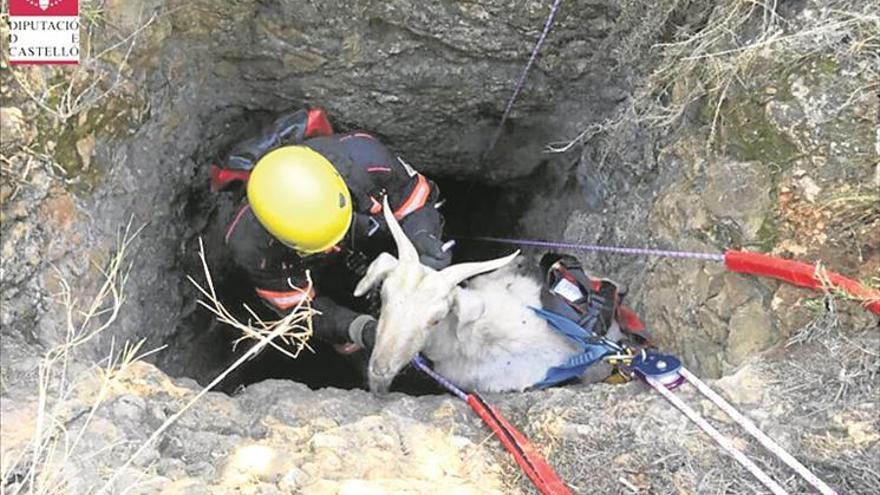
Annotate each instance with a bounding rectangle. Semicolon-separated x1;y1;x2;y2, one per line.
531;307;591;347
530;307;615;388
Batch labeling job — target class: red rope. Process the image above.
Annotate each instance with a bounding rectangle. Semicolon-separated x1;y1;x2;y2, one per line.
724;251;880;316
467;394;573;495
467;237;879;316
413;357;572;494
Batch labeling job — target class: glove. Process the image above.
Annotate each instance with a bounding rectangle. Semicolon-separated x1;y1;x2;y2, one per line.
411;231;452;269
348;314;377;350
364;287;382;317
344;248;370;277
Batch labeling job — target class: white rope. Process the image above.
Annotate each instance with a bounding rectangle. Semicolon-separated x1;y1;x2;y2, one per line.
679;367;838;495
644;376;790;495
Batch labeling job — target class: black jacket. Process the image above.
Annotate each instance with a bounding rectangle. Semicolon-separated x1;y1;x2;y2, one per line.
223;129;448;344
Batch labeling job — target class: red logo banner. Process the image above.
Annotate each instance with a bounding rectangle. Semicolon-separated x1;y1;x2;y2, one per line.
9;0;79;16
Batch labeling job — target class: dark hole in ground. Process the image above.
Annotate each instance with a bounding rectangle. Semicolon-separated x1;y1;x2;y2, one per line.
171;149;532;395
434;175;533;263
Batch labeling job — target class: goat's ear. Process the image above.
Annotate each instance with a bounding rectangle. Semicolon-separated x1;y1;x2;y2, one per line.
453;289;485;326
354;252;398;297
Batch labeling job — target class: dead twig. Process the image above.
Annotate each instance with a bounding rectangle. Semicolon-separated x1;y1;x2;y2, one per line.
96;239;316;494
186;238;315;360
0;219;158;495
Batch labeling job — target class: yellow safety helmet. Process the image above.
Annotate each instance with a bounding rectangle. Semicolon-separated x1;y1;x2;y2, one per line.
247;146;353;254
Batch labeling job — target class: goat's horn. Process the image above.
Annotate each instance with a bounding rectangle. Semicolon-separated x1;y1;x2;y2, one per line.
382;196;419;263
440;250;520;286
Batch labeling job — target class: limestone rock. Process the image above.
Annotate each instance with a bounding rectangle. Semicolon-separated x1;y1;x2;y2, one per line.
726;299;777;367
715;364;767;405
700;160;773;243
76;133;97;171
2;1;878;494
0;107;36;150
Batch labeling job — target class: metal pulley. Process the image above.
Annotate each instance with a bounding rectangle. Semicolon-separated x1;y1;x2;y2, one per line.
629;351;685;389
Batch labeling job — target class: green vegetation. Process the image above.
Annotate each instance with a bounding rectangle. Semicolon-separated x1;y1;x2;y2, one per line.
755;214;780;253
719;95;800;166
51;94;147;188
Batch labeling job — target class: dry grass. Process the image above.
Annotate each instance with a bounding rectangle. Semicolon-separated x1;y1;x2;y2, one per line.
95;240;316;494
770;305;880;493
187;238;315;361
548;0;880;154
823;190;880;234
496;406;573;493
818;266;880;310
784;298;878;406
786;294;842;347
507;290;878;494
0;148;67;203
1;231;316;494
0;220;152;495
0;1;171;203
646;1;878;137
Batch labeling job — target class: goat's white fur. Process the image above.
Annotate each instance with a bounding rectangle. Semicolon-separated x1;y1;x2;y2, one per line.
422;265;579;392
357;198;580;393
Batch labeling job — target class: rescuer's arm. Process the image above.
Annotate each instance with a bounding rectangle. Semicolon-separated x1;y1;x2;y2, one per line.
387;173;451;269
307;132;453;269
224;204;374;349
251;269;377;349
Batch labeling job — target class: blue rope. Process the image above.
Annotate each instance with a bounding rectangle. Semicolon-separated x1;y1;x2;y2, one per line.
465;236;726;262
412;355;469;401
486;0;564;155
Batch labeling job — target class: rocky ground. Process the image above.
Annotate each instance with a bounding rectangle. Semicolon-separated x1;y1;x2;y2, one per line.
1;316;877;494
1;0;878;493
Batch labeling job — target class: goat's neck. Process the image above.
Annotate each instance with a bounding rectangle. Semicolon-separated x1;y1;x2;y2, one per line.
420;279;580;392
421;286;481;362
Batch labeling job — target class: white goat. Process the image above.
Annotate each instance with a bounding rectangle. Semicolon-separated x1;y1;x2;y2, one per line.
354;199;582;393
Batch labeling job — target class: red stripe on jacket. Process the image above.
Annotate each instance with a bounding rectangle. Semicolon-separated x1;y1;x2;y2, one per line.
256;286;316;311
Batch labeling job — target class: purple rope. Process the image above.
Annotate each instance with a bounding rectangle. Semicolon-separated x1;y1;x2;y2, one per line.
412;355;468;401
486;0;564;155
467;236;726;262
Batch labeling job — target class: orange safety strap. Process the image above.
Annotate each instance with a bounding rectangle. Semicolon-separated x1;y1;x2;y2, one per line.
369;196;382;214
725;250;880;315
255;286;315;311
393;174;431;220
305;108;333;137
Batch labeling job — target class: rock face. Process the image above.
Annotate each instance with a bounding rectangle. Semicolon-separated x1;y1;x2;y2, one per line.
2;0;690;384
544;5;878;377
0;107;36;151
10;0;873;384
1;0;878;493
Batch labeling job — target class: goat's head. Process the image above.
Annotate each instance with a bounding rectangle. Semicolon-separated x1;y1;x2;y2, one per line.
354;198;518;394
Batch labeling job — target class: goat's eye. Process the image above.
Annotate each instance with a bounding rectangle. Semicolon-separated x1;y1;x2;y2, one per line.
429;319;441;327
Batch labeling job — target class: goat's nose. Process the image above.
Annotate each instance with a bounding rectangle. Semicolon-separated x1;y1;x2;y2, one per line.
368;365;394;395
370;377;391;395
